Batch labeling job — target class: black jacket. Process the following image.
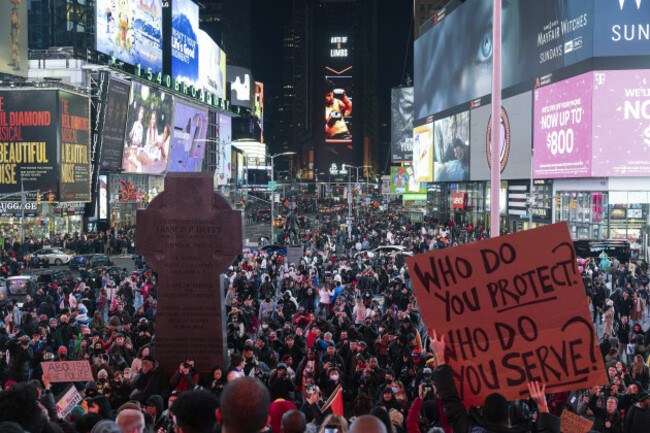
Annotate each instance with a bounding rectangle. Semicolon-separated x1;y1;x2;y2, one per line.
433;364;560;433
587;394;623;433
132;364;169;402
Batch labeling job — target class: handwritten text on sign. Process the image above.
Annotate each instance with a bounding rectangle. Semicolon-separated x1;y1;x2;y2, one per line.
406;222;607;406
41;361;94;383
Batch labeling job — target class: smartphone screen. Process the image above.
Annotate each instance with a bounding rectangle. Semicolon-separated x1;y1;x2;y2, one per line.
324;428;339;433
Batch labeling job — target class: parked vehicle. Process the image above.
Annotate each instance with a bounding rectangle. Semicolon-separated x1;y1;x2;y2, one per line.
33;248;74;265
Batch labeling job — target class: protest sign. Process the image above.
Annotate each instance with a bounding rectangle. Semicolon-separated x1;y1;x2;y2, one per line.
406;222;607;407
41;361;94;383
560;410;593;433
56;385;83;419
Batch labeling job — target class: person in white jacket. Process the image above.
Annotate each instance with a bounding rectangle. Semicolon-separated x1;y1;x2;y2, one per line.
318;284;335;317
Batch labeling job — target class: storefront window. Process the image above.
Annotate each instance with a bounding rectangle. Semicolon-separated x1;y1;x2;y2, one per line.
555;191;608;239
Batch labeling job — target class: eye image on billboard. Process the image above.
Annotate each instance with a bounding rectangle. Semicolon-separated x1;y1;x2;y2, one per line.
172;0;199;87
414;0;592;120
0;0;28;77
412;122;433;183
95;0;163;72
122;82;174;174
433;111;470;182
167;101;207;172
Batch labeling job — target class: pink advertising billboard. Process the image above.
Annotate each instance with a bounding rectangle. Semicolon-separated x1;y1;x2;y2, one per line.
592;70;650;177
533;72;593;178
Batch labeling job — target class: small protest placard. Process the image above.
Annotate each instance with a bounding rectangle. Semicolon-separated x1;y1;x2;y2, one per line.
41;361;94;383
56;385;83;419
560;410;593;433
406;222;607;406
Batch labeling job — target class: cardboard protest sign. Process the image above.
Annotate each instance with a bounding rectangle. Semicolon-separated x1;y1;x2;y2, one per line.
560;410;593;433
42;361;94;383
56;385;83;418
406;222;607;407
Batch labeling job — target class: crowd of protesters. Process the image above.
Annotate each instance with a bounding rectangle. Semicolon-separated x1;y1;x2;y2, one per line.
0;202;648;433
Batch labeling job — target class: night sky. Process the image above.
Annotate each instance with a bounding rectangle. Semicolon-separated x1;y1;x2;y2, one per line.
251;0;414;173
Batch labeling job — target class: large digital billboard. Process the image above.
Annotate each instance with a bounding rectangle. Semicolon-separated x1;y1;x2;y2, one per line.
198;30;226;100
255;81;264;143
391;87;414;163
227;66;253;108
323;70;353;169
168;101;207;172
470;92;532;181
592;69;650;176
100;78;130;171
594;0;650;57
122;82;174;174
412;121;433;183
59;91;91;202
171;0;199;87
0;90;60;200
390;165;424;194
0;0;28;77
433;111;469;182
98;175;108;220
533;72;593;178
96;0;163;73
414;0;593;120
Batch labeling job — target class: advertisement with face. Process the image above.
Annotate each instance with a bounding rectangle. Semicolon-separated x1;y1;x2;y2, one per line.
592;69;650;176
433;111;470;182
215;114;232;185
59;91;91;202
122;82;174;174
255;81;264;143
390;166;424;194
414;0;592;120
323;73;353;169
412;122;433;183
594;0;650;57
391;87;414;163
100;79;130;171
198;30;226;99
96;0;163;72
0;90;59;200
168;102;207;172
533;72;593;178
470;92;532;180
172;0;199;87
0;0;28;77
99;175;108;220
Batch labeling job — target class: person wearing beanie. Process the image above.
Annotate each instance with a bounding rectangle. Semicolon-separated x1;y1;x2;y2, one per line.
429;331;560;433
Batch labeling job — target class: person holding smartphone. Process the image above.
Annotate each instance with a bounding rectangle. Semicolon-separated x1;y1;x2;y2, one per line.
318;414;349;433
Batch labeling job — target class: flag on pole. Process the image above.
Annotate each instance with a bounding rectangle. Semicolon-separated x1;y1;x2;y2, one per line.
322;385;344;416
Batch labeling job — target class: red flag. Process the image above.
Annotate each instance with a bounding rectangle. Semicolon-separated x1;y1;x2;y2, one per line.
330;387;344;417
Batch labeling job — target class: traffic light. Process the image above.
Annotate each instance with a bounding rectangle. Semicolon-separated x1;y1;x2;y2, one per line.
48;193;54;204
36;194;41;205
555;196;561;206
570;199;577;209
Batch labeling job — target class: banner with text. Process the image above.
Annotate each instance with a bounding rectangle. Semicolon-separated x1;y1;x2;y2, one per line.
59;91;91;202
533;72;593;178
0;90;60;200
42;360;94;383
406;222;607;406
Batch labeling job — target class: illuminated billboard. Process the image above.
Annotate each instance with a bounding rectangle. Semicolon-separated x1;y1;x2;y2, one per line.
100;78;130;171
0;0;28;77
412;121;433;183
594;0;650;56
255;81;264;143
227;66;253;108
323;68;353;169
390;165;425;194
121;82;174;174
433;111;469;182
59;91;92;202
215;114;232;185
414;0;593;120
95;0;163;73
171;0;199;87
168;101;207;172
198;30;226;99
99;175;108;220
391;87;414;163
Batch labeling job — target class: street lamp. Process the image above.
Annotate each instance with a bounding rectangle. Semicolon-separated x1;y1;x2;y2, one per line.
269;152;296;243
